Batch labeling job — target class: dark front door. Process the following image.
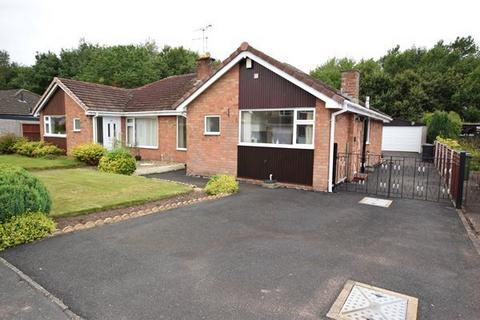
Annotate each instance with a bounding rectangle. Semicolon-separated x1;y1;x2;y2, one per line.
237;146;314;186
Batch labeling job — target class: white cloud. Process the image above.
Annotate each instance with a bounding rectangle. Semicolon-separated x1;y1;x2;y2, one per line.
1;0;479;72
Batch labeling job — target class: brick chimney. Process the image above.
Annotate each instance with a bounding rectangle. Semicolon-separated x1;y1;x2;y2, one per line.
341;70;360;103
196;53;214;81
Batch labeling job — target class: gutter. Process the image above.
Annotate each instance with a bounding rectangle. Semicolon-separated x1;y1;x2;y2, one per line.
328;105;348;192
85;110;183;117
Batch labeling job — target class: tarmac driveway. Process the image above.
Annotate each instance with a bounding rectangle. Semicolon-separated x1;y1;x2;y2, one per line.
2;182;480;319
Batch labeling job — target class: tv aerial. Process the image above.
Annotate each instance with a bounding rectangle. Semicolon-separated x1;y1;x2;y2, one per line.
193;24;213;53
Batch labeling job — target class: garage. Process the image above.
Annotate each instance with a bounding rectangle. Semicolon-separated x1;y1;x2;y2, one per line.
382;119;426;153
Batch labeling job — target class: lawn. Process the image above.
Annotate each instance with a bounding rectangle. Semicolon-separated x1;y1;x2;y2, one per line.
33;168;192;217
0;154;82;170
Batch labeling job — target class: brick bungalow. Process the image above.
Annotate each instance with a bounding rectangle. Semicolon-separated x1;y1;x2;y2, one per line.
33;42;391;192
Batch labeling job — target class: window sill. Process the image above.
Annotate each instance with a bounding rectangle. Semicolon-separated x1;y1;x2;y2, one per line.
238;142;314;150
73;130;81;132
44;134;66;138
131;145;158;150
176;148;187;151
204;132;220;136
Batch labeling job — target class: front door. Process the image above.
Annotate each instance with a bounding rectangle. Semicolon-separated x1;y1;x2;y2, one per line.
102;117;121;150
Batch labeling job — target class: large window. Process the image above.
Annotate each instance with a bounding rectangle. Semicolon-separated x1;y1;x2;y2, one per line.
44;116;66;136
240;109;314;148
126;117;158;148
177;116;187;150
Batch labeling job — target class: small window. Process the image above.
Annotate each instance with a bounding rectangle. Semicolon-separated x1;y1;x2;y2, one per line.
73;118;81;132
177;116;187;150
204;116;220;135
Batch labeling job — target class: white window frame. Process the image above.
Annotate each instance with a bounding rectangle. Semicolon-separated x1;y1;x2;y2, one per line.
238;108;315;150
176;115;187;151
125;117;158;149
43;115;66;137
73;118;81;132
204;115;220;135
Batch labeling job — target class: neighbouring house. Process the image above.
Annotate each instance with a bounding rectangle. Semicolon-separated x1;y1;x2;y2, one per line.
0;89;40;140
382;119;427;153
34;42;391;191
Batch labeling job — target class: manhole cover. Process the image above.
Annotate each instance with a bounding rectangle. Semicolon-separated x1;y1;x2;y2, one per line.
359;197;392;208
327;280;418;320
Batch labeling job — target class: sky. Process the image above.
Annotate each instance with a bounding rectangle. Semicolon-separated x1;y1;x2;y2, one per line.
1;0;479;72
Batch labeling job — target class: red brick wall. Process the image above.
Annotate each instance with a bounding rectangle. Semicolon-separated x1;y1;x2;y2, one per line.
40;88;92;154
366;119;383;156
312;99;331;191
185;65;239;176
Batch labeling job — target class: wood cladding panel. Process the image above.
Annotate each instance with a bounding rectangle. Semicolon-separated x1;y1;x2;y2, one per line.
239;59;316;109
237;146;313;186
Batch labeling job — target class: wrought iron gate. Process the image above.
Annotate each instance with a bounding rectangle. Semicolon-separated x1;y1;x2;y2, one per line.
334;152;468;206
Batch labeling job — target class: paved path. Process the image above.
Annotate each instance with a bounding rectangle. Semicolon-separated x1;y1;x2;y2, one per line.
2;182;479;319
0;258;72;320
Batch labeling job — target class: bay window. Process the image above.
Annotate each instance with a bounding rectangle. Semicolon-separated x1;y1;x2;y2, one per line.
125;117;158;148
240;109;315;148
44;116;66;136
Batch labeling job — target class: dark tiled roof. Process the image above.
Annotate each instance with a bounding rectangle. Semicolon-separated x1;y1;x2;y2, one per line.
56;74;197;112
126;74;196;111
0;89;40;115
58;78;131;112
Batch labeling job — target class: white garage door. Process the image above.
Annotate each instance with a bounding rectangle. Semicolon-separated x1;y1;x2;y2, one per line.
382;126;425;153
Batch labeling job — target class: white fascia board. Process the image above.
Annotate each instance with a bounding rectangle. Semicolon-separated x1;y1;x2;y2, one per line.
85;110;182;117
344;101;392;122
176;51;343;111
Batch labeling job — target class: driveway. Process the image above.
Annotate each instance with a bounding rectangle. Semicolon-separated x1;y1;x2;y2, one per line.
2;181;480;319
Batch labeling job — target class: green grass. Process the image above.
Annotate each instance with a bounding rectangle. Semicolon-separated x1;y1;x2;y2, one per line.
33;168;192;217
0;154;83;170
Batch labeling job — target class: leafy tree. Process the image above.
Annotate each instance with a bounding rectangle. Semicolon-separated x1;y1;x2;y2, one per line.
30;52;61;94
310;58;355;89
426;110;462;142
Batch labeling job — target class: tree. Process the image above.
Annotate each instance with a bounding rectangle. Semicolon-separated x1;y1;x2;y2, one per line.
426;111;462;142
309;36;480;122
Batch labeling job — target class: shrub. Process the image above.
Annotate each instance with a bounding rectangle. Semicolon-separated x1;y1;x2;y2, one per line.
0;212;56;251
31;144;64;157
72;143;106;165
14;140;63;158
426;110;462;143
0;164;51;223
0;133;23;154
204;174;239;195
98;148;136;175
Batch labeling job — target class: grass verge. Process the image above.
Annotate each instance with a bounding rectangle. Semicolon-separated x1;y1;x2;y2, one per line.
33;168;192;218
0;154;83;170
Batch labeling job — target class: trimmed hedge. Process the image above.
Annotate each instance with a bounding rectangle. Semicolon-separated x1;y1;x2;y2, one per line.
98;148;136;175
0;164;51;223
0;212;56;251
204;174;239;195
72;143;106;165
0;134;23;154
14;140;63;158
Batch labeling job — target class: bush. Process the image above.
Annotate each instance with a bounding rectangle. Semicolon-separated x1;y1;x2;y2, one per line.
98;148;136;175
14;140;63;158
426;110;462;143
0;164;51;223
72;143;106;165
0;212;56;251
204;174;239;195
0;134;23;154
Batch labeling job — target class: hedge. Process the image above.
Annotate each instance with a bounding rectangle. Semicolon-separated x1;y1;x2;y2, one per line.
98;148;136;175
204;174;239;195
72;143;106;165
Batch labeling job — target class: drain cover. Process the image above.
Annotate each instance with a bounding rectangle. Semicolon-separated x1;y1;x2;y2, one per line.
327;280;418;320
359;197;392;208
